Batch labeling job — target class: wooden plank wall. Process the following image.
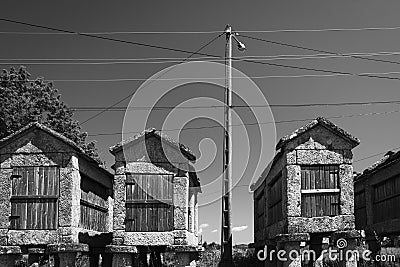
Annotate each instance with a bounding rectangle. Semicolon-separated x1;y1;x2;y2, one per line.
267;176;283;225
255;186;265;240
80;190;108;232
10;166;59;230
125;174;174;232
372;174;400;223
354;190;367;229
301;165;340;217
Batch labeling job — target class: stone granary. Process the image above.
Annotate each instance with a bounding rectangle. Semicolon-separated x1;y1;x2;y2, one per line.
0;122;113;266
252;117;360;267
354;150;400;237
108;129;202;266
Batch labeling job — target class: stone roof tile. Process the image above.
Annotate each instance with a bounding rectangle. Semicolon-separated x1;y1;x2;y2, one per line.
276;117;360;150
109;128;196;160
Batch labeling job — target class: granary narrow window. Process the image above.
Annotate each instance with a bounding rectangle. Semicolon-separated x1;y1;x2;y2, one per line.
10;166;59;230
300;165;340;217
125;174;174;232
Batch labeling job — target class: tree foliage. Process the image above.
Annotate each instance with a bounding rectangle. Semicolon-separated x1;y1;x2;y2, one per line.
0;66;101;164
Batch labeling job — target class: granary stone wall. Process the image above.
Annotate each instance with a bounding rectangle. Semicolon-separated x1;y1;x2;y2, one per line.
253;118;360;267
109;130;201;266
0;123;114;266
354;151;400;235
110;163;199;248
283;135;356;234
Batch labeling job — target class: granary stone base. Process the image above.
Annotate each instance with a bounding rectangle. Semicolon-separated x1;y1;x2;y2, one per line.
27;247;46;266
166;245;201;267
331;230;360;267
275;233;310;267
105;245;138;267
0;245;21;266
48;243;90;267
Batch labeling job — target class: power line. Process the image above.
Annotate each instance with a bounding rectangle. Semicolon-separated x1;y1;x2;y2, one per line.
4;17;400;126
4;50;400;62
5;71;400;82
0;30;223;35
3;25;400;34
4;51;400;65
237;26;400;33
79;33;224;125
70;99;400;112
3;18;400;84
86;109;400;137
354;146;400;163
0;18;222;58
241;34;400;67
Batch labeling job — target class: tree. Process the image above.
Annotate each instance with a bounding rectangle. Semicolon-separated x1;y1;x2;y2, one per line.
0;66;101;164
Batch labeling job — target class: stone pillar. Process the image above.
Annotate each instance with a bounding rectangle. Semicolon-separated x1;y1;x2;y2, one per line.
286;165;301;217
0;246;21;266
59;155;81;243
188;188;195;233
28;248;46;266
331;230;360;267
105;245;137;267
256;240;278;267
173;176;189;231
113;175;127;232
107;194;114;232
339;165;354;216
175;252;196;267
275;233;309;267
0;169;12;231
193;193;199;237
48;243;89;267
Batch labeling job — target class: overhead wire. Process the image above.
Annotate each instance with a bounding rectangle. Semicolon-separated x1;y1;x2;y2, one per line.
70;99;400;112
4;51;400;65
4;50;400;62
86;108;400;137
3;25;400;34
3;17;400;83
241;34;400;66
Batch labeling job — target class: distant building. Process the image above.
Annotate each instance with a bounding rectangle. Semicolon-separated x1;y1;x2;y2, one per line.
0;122;113;266
354;151;400;236
108;128;202;266
252;117;360;267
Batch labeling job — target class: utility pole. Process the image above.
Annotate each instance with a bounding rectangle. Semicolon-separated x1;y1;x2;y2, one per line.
219;24;245;267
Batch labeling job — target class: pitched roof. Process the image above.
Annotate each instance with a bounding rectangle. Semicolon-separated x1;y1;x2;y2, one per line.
0;121;84;152
355;150;400;181
275;117;360;150
109;128;196;160
0;122;108;172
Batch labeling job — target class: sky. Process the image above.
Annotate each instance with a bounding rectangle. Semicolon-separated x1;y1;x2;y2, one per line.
2;1;400;244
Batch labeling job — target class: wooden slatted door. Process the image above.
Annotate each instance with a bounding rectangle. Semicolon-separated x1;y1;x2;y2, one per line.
301;165;340;217
125;174;174;232
10;166;59;230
